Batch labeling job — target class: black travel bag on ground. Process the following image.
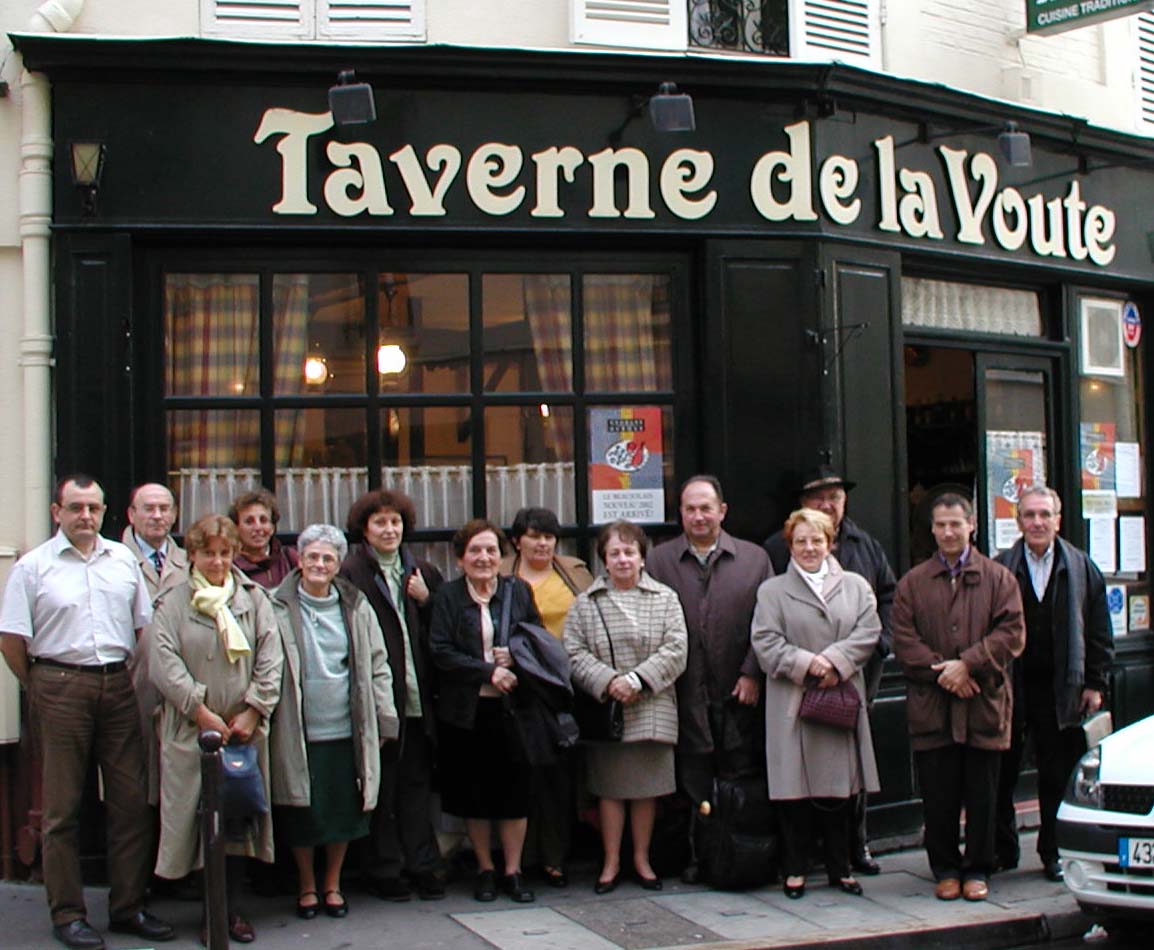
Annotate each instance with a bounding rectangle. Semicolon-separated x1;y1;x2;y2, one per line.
694;775;778;890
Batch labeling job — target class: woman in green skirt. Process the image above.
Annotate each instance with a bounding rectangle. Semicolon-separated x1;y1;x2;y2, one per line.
270;524;399;919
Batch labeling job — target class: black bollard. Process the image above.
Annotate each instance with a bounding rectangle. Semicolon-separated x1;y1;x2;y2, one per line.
199;730;228;950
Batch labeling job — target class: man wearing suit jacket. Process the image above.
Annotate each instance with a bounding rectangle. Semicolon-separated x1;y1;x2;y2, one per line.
120;483;189;805
994;485;1113;882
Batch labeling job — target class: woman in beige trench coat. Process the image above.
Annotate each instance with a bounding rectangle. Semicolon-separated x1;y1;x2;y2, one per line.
150;514;283;944
751;508;880;901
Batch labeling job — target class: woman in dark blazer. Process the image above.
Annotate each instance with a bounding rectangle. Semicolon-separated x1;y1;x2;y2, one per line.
338;489;446;901
429;519;543;904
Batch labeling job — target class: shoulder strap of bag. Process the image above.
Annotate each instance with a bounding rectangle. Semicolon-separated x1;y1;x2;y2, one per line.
497;577;514;648
591;594;617;668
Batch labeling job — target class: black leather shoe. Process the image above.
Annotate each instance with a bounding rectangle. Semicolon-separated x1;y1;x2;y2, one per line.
323;890;349;918
831;877;864;896
370;876;412;901
783;877;806;900
851;851;881;875
503;872;535;903
52;920;104;949
108;910;175;942
635;873;663;891
1043;859;1064;882
474;869;498;902
414;871;446;900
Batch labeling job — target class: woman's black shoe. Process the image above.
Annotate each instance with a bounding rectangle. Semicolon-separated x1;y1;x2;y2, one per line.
323;890;349;917
831;877;863;896
296;890;319;919
542;865;568;888
474;869;498;902
594;874;620;895
503;872;535;903
635;874;663;891
783;877;806;899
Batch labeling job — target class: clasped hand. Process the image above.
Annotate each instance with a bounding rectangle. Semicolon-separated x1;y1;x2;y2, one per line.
806;655;839;689
931;658;979;698
195;704;260;744
608;674;642;704
490;646;518;693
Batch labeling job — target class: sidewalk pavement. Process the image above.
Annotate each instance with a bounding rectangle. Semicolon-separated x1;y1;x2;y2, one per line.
0;832;1090;950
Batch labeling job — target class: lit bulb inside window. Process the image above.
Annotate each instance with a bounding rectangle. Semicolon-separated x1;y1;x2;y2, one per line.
304;356;329;385
378;343;407;375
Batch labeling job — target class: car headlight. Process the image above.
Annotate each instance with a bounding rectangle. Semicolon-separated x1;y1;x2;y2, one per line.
1066;746;1102;808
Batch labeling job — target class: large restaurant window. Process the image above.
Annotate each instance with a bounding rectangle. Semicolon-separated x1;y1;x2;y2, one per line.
1077;296;1148;638
161;255;684;572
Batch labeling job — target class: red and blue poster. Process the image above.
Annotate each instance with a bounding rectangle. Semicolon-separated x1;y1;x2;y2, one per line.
1081;422;1116;490
589;407;664;524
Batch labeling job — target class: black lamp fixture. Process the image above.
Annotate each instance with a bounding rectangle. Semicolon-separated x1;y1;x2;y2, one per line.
328;70;376;127
648;82;696;133
69;142;106;216
997;121;1032;168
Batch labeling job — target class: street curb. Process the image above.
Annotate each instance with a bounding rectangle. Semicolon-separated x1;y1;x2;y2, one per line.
660;908;1091;950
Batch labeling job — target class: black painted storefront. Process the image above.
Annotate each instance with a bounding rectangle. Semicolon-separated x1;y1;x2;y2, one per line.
12;34;1154;843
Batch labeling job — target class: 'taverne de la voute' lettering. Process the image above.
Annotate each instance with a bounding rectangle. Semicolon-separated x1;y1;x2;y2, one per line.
254;109;1116;266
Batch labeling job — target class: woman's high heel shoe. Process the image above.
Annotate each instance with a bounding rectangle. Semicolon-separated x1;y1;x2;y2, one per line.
831;876;863;896
783;876;806;899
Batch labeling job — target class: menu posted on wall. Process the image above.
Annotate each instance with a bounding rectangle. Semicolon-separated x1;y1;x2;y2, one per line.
589;407;665;524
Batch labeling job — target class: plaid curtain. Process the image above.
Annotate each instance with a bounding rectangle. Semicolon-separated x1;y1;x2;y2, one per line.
164;273;310;470
583;275;671;392
272;274;311;466
165;274;261;468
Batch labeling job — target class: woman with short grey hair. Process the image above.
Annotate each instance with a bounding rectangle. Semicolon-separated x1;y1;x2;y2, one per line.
268;524;398;920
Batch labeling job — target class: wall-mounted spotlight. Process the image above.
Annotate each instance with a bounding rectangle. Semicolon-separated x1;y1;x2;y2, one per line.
70;141;106;216
648;82;696;133
997;121;1032;168
609;81;696;145
329;70;376;127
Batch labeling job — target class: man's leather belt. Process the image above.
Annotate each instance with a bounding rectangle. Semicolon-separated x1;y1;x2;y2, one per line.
33;657;128;674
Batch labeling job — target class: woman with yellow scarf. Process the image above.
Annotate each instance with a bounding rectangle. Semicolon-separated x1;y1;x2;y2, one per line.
150;514;283;944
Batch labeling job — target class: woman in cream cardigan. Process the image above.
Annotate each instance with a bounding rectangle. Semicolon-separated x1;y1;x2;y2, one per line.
564;520;688;894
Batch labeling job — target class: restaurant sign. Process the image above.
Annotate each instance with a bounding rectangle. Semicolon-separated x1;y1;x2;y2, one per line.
1027;0;1154;35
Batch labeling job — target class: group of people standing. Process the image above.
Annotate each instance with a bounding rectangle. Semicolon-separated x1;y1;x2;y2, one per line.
0;464;1113;949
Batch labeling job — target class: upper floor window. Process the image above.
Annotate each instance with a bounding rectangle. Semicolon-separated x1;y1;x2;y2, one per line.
1138;12;1154;129
572;0;880;67
201;0;426;42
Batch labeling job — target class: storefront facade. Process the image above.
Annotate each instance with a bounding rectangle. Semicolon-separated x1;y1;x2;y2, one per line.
9;35;1154;843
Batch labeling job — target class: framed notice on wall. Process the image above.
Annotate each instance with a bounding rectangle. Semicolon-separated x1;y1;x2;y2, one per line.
986;430;1046;553
589;407;665;524
1080;298;1125;378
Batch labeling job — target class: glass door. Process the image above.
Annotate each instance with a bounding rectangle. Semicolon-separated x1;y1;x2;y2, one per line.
976;353;1056;557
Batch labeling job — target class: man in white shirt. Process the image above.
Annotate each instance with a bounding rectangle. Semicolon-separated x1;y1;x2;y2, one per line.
0;475;174;949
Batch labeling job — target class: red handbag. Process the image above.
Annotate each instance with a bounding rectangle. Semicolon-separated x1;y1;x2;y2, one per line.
798;679;861;730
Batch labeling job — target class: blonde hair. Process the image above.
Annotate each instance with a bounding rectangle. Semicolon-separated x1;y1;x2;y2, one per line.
783;507;835;546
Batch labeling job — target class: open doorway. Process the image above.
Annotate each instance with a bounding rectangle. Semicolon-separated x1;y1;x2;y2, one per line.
904;344;1055;565
905;346;977;564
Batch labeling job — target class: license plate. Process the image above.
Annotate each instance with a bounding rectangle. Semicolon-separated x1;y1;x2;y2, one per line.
1118;838;1154;868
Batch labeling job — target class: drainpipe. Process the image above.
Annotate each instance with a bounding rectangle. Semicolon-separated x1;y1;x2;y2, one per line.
18;0;86;544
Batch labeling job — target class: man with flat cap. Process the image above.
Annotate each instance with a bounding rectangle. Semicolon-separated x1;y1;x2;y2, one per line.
764;465;896;874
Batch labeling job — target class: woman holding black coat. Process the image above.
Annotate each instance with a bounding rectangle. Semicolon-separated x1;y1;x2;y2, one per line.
429;519;542;904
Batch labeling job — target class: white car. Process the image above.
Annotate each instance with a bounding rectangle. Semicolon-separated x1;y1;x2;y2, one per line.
1058;714;1154;930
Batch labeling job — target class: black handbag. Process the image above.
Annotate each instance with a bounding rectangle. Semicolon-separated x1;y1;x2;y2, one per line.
572;595;624;742
219;741;268;820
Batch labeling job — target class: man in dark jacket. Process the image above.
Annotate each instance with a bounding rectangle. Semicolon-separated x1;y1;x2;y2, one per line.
994;485;1113;882
647;475;772;883
892;493;1025;902
764;465;896;874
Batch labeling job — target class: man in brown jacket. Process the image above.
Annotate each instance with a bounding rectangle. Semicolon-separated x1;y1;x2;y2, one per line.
892;493;1025;903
